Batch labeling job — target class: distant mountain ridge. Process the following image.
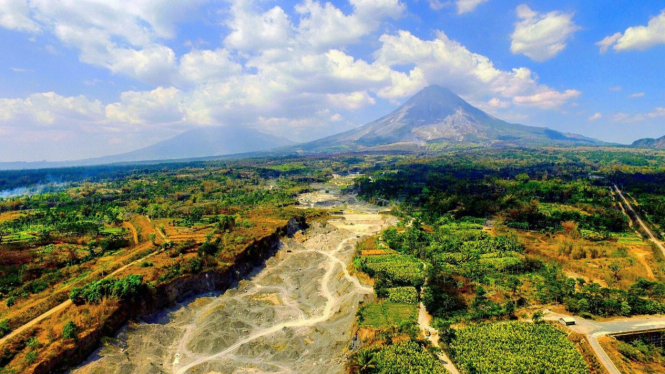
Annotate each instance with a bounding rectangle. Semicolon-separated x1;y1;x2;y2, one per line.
297;85;601;152
632;135;665;149
0;127;294;170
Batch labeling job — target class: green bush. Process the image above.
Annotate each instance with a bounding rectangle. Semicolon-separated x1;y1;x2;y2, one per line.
0;320;10;337
5;297;15;308
62;321;79;341
26;337;40;351
24;351;37;365
188;258;203;273
70;274;144;304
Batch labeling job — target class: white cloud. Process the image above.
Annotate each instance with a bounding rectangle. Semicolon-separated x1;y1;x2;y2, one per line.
178;49;243;85
105;87;186;125
510;5;581;62
598;10;665;52
224;3;293;52
613;107;665;123
609;86;622;92
294;0;404;51
512;89;581;109
456;0;489;14
488;98;509;108
629;92;645;98
0;92;104;125
9;0;209;85
648;107;665;118
588;112;602;121
0;0;40;32
328;91;376;110
375;30;580;108
597;33;622;54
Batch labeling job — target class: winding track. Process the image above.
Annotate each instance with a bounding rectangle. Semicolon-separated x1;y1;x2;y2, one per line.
173;235;372;373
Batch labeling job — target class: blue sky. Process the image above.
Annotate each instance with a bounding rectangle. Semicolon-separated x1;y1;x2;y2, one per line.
0;0;664;161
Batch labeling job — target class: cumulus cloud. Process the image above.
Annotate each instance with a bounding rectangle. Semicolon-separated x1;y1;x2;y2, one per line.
588;113;602;121
0;0;40;32
0;92;104;125
179;49;243;85
376;30;580;108
224;3;293;52
598;10;665;52
327;91;376;110
105;87;186;125
510;5;581;62
294;0;404;51
7;0;208;85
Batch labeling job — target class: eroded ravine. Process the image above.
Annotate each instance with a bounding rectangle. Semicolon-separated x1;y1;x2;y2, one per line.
71;209;393;374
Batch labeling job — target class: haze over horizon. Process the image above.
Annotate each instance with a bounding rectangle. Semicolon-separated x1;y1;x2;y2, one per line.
1;0;665;162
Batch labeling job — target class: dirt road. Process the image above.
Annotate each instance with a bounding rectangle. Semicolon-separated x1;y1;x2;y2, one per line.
0;240;161;347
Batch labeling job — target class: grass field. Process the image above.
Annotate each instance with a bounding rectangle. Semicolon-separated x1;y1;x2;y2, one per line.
358;302;418;328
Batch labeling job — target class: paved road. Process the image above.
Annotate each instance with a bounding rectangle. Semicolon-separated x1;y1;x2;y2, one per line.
546;311;665;374
614;184;665;256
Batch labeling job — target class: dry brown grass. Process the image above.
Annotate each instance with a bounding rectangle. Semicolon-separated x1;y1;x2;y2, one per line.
599;337;665;374
515;229;659;289
0;211;25;223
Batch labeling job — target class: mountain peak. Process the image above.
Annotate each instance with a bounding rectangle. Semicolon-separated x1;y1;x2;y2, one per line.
407;85;463;104
301;86;602;150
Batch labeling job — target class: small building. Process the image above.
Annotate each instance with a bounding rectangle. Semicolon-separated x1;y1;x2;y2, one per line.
559;317;576;326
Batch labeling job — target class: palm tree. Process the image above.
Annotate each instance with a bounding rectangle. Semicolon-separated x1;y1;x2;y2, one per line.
349;350;377;374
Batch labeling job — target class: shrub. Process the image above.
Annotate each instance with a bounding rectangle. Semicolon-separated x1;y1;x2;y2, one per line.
62;321;79;341
26;337;40;351
188;258;203;273
5;297;15;308
70;275;144;304
0;320;10;337
617;342;643;361
24;351;37;365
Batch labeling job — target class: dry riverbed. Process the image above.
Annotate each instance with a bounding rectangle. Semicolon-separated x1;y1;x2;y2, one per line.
71;192;393;374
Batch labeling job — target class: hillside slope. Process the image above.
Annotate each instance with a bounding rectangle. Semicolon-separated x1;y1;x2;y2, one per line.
633;136;665;149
